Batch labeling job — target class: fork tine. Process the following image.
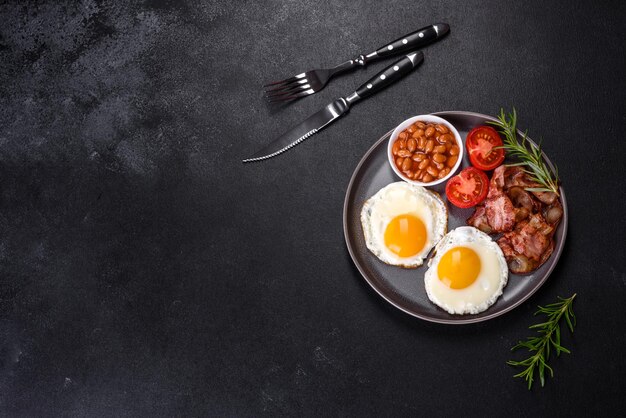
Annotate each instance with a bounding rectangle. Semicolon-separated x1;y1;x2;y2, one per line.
268;88;315;103
265;83;311;98
264;78;308;93
263;73;306;88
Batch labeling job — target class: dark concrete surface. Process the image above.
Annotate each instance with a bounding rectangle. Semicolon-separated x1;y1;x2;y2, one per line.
1;0;625;416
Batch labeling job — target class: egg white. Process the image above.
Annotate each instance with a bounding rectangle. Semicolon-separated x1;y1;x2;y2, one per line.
360;182;447;268
424;226;508;315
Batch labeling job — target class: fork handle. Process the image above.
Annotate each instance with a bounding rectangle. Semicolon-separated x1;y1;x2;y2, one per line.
345;52;424;105
330;23;448;77
371;23;449;59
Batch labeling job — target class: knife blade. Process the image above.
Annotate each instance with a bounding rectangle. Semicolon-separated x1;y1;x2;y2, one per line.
243;51;424;163
242;99;349;163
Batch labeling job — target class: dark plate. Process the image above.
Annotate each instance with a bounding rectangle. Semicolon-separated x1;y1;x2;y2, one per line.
343;111;568;324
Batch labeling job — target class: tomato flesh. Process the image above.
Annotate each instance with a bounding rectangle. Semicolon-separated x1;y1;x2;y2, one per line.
445;167;489;208
466;126;505;171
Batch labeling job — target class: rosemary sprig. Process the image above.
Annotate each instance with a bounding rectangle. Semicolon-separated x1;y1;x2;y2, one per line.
489;108;560;196
508;294;577;389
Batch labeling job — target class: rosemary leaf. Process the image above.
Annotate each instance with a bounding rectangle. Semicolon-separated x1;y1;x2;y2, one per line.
524;187;553;193
488;108;560;196
508;294;577;389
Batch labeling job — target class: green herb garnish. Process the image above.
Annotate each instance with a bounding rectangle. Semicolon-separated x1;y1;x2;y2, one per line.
508;294;577;389
489;108;560;196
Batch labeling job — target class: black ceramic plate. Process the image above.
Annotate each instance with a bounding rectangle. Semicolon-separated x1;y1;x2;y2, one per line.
343;111;568;324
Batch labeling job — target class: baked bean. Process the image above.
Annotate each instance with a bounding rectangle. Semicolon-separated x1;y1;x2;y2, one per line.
432;153;446;163
424;139;434;153
439;133;452;143
436;124;449;134
407;138;417;152
391;121;460;183
411;152;426;162
392;141;401;155
402;157;412;171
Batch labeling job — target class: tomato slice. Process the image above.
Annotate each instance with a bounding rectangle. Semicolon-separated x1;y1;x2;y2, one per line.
445;167;489;208
466;126;505;171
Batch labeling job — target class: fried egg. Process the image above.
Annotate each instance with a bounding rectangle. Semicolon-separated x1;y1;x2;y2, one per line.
361;182;447;268
424;226;508;314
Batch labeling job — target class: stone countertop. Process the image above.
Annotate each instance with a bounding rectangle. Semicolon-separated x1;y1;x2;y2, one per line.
1;1;625;416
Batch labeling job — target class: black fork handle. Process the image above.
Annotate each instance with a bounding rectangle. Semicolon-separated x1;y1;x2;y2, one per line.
331;23;448;75
372;23;450;59
345;52;424;105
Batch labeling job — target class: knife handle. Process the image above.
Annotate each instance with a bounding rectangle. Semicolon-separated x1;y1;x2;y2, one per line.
370;23;449;59
346;52;424;104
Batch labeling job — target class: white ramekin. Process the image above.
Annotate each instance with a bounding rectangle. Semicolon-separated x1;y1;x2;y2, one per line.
387;114;463;187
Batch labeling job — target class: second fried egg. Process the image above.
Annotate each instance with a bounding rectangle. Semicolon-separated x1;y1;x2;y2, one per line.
424;226;508;314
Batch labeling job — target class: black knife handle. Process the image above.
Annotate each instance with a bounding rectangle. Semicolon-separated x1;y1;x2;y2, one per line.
347;52;424;104
371;23;449;59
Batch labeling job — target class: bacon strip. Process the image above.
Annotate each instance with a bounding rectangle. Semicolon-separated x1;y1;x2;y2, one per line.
467;204;492;234
467;165;562;274
485;194;516;232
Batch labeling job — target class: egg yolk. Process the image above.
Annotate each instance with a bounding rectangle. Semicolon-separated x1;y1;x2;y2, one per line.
384;214;427;258
437;246;481;289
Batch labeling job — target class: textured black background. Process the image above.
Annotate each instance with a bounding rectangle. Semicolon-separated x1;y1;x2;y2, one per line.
1;0;625;416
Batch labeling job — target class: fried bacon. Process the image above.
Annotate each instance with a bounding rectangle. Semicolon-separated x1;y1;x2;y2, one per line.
467;204;492;234
485;194;516;232
466;165;563;274
503;166;558;204
503;214;553;259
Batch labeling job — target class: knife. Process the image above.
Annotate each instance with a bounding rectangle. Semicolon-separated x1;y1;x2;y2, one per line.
243;51;424;163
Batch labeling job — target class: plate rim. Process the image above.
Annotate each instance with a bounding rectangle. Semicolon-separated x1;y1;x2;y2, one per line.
342;110;569;324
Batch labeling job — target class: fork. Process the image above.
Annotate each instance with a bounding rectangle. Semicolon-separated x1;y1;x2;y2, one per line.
264;23;449;103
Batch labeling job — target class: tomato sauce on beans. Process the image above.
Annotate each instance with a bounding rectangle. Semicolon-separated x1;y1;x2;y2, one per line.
392;122;460;182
